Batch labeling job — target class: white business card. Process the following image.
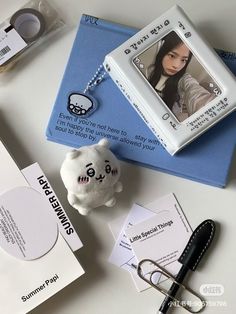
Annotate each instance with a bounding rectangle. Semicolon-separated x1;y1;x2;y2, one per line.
108;193;192;291
126;200;192;284
108;203;156;272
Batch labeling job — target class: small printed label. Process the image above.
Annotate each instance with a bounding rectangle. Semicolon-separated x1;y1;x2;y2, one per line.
0;187;58;260
0;24;27;66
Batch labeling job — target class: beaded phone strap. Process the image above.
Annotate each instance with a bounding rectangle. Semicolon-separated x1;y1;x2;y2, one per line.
67;65;107;118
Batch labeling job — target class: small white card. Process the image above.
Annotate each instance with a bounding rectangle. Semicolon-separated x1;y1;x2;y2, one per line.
108;203;156;272
108;193;192;291
126;207;191;276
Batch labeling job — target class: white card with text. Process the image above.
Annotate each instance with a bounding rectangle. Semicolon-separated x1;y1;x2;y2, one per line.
109;194;192;291
109;193;191;291
22;162;83;252
125;200;192;282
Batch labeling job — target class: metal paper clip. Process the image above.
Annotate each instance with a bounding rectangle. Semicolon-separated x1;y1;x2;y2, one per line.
137;259;206;313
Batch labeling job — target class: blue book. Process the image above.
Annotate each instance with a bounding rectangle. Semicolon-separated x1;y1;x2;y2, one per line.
46;14;236;188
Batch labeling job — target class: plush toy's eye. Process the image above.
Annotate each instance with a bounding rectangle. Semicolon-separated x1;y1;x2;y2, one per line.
105;164;111;174
87;167;95;177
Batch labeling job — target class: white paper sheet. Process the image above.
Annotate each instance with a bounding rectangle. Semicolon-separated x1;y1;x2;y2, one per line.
0;141;85;314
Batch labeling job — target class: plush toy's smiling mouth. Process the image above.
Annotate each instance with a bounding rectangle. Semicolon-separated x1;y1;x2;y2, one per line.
96;174;105;182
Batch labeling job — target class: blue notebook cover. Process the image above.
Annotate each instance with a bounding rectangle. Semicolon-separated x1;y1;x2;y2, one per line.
46;14;236;187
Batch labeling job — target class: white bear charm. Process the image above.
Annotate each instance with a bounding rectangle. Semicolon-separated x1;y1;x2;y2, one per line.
60;138;123;215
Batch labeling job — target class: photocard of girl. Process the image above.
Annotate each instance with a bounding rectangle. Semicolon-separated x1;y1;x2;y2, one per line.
133;31;221;122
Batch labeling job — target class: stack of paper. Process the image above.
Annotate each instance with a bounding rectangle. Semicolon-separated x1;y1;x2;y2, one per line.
108;194;192;291
0;140;84;314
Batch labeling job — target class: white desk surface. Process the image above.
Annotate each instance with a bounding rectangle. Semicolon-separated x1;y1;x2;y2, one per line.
0;0;235;313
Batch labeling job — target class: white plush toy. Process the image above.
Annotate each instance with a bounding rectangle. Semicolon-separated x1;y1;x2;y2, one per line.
60;138;123;215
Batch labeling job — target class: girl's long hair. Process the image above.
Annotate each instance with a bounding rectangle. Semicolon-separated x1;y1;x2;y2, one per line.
149;31;192;110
